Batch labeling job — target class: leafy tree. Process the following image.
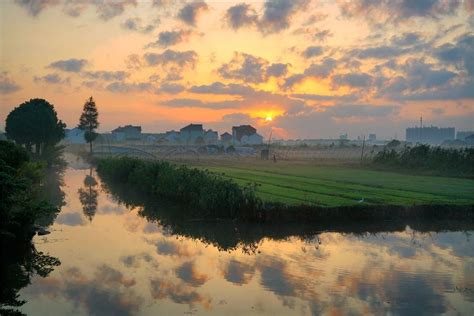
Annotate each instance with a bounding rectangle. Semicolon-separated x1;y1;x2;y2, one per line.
78;96;99;154
78;169;98;221
5;99;66;156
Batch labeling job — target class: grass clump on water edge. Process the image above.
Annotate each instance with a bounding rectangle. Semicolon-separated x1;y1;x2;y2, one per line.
96;157;263;219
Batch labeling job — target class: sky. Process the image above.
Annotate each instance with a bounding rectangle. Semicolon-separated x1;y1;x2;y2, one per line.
0;0;473;140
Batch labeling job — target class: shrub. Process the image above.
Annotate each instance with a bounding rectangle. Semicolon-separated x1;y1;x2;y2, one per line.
97;157;262;219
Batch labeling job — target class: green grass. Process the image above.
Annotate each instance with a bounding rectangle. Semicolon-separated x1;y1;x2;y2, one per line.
197;162;474;207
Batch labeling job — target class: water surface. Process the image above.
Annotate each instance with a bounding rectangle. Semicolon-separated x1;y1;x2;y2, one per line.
16;159;474;315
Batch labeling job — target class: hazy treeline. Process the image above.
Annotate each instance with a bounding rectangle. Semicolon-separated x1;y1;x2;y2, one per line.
373;145;474;178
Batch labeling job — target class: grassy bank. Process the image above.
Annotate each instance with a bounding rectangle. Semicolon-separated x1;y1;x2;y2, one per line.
97;157;474;222
192;160;474;207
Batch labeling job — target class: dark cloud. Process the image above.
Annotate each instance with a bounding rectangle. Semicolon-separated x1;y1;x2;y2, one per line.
122;17;157;34
258;0;310;34
333;73;373;88
189;82;254;95
338;0;462;23
291;93;359;102
150;277;212;308
14;0;59;17
155;238;193;256
283;58;336;89
313;29;332;41
106;81;152;93
177;1;208;26
0;72;21;94
225;3;258;30
221;259;255;285
148;29;193;48
354;46;405;59
175;261;209;287
302;45;324;58
218;52;268;83
34;73;70;84
391;32;422;46
55;212;86;226
144;50;197;68
266;63;289;77
49;58;88;72
120;253;153;268
95;0;137;21
155;82;186;94
82;71;129;81
16;0;138;20
434;33;474;76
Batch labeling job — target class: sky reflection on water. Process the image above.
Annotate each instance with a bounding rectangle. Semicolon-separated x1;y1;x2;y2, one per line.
18;164;474;316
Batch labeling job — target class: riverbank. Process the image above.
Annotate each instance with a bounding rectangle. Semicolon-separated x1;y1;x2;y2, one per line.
97;157;474;222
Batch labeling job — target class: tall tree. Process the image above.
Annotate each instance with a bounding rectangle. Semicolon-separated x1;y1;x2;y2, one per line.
5;98;66;156
78;96;99;155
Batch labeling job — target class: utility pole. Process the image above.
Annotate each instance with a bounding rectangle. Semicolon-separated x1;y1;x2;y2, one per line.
360;135;366;163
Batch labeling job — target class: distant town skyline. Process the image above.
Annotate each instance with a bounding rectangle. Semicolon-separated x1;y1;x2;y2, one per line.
1;0;473;139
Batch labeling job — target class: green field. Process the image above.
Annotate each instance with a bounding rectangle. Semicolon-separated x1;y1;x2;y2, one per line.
196;162;474;207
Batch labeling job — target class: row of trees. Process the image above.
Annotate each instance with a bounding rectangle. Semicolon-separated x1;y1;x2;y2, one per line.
5;97;100;156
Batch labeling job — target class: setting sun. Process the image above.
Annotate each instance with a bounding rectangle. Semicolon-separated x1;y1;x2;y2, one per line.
265;116;273;122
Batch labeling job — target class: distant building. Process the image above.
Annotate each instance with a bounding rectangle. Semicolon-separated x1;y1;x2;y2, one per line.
65;127;86;144
220;132;232;144
231;125;263;145
240;133;264;145
457;131;474;141
339;133;348;140
368;133;376;141
204;130;218;144
406;126;455;144
180;124;203;144
111;125;142;141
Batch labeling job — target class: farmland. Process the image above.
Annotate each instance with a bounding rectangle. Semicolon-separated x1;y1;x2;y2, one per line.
193;160;474;207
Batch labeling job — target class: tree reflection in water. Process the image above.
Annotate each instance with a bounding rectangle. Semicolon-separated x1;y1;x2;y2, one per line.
78;168;98;222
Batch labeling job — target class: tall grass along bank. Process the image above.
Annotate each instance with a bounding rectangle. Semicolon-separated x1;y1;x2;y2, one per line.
373;145;474;178
97;157;262;219
97;157;473;222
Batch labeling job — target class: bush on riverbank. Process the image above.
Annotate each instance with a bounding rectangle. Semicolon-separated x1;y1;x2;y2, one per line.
373;145;474;177
96;157;262;219
0;141;58;240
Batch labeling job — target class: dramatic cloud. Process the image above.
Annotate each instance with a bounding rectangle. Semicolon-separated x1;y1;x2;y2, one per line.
0;72;21;94
258;0;310;34
155;82;186;94
150;277;212;308
49;58;88;72
14;0;59;17
161;98;240;109
95;0;137;21
177;1;208;26
189;82;254;95
174;261;209;287
333;73;373;88
302;45;324;58
121;17;157;34
106;81;152;93
148;29;193;48
283;57;336;89
225;3;258;30
34;73;70;84
266;64;288;78
338;0;462;24
391;32;422;46
221;259;255;285
82;71;129;81
144;50;197;68
217;53;286;83
434;33;474;76
16;0;138;20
